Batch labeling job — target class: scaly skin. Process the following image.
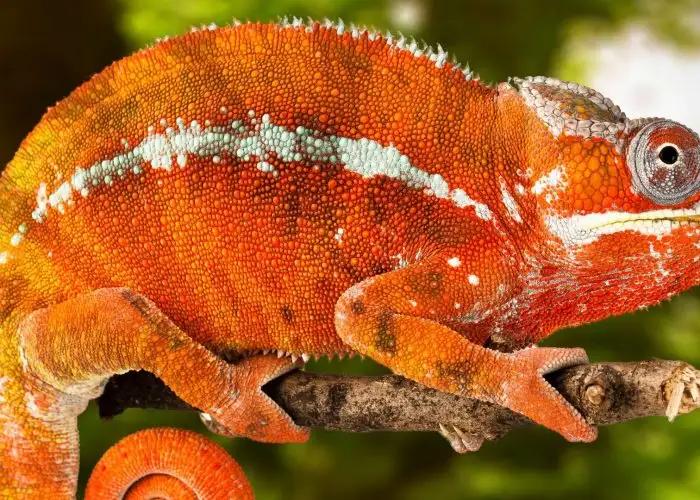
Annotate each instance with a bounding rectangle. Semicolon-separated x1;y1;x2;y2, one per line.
1;20;700;497
85;428;253;499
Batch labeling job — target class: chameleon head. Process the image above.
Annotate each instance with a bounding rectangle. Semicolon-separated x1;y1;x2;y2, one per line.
512;76;700;317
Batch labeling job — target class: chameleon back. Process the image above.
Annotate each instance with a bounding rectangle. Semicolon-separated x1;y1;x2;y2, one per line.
0;22;539;356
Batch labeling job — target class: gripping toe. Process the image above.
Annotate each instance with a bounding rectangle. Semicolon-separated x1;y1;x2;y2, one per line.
207;354;310;443
503;347;597;443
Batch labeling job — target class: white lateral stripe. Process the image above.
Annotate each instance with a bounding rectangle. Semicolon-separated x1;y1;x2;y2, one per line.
449;189;492;220
11;113;493;251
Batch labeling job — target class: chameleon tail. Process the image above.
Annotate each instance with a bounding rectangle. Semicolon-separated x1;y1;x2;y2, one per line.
85;427;254;499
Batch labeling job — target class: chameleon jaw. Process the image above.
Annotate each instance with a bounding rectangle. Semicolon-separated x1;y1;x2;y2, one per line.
236;348;360;364
545;203;700;247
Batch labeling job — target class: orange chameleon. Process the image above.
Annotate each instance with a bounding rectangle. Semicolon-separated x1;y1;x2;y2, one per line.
1;19;700;498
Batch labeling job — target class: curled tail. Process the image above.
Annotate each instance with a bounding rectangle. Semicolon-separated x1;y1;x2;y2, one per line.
86;427;254;499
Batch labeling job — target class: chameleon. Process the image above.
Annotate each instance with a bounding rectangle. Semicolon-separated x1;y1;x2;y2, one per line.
1;18;700;498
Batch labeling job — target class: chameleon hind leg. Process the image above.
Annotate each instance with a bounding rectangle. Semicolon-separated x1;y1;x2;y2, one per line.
334;252;597;444
7;287;307;497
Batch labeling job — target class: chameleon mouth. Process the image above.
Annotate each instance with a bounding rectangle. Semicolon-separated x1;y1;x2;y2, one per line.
233;348;360;363
596;213;700;231
546;203;700;247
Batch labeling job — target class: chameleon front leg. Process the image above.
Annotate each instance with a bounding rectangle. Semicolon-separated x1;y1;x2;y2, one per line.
7;287;307;497
334;254;597;443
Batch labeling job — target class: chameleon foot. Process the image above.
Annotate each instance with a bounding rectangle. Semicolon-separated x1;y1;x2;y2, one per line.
501;346;598;442
202;354;310;443
438;424;484;453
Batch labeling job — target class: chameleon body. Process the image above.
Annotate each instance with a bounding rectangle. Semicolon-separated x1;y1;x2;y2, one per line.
2;20;700;497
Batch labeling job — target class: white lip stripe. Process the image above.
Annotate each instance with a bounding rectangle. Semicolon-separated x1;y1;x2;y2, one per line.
8;112;493;252
546;202;700;247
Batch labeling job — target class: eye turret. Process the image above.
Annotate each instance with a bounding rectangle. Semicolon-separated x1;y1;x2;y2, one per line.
627;120;700;206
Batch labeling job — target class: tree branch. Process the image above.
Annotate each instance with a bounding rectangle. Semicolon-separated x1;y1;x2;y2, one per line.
98;359;700;445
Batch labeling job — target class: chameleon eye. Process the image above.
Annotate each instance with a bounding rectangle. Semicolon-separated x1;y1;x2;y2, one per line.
627;120;700;206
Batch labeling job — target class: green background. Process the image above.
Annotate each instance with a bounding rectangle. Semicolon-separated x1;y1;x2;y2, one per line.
2;1;700;498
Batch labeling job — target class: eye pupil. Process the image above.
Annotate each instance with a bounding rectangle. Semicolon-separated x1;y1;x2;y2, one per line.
659;145;680;165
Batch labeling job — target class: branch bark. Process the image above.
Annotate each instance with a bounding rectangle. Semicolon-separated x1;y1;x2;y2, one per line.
98;359;700;445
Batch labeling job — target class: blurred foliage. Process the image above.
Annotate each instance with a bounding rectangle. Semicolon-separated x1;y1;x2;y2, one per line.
119;0;700;82
1;0;700;498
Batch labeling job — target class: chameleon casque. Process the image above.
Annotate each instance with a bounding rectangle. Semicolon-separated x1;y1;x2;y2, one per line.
1;18;700;498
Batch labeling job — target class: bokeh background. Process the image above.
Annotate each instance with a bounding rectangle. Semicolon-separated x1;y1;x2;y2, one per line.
2;0;700;498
